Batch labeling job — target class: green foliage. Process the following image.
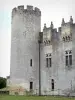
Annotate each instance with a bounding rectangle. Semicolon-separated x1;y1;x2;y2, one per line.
0;77;6;89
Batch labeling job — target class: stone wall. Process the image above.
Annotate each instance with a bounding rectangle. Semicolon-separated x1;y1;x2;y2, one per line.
9;5;75;95
10;5;41;94
40;19;75;95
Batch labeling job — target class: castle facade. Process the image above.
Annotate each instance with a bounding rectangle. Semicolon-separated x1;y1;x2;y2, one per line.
7;5;75;96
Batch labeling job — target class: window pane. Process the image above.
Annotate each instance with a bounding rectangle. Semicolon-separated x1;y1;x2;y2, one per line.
30;59;32;66
49;58;51;67
30;82;33;90
69;55;72;65
52;83;54;90
66;56;68;66
51;79;54;91
46;58;48;67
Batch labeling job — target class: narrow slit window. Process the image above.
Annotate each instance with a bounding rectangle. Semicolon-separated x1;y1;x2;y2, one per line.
30;82;33;90
66;56;68;66
69;55;72;65
51;79;54;91
49;58;51;67
46;58;48;67
30;59;32;66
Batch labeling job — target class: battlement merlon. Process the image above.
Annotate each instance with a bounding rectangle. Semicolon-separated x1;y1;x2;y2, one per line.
12;7;17;18
12;5;24;13
26;5;41;16
35;7;40;12
12;7;17;13
27;5;33;11
18;5;24;10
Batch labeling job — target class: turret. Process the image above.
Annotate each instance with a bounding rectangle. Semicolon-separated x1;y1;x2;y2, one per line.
50;21;54;29
70;16;73;24
61;18;65;26
43;23;46;30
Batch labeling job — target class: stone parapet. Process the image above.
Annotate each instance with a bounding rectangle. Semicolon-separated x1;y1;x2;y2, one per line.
12;5;41;18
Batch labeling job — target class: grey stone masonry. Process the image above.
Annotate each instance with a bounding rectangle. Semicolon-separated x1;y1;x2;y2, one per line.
8;5;75;96
10;5;41;94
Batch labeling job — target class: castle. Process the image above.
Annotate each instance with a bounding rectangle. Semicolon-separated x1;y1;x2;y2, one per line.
7;5;75;96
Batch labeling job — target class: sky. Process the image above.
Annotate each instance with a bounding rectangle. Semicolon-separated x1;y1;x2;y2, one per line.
0;0;75;77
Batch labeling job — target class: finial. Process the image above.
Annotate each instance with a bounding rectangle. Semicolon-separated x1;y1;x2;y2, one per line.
50;21;54;29
44;23;46;29
61;18;65;25
70;16;73;24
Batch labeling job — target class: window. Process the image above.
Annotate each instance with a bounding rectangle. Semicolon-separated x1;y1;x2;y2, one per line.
46;58;48;67
69;55;72;65
66;55;68;66
49;58;51;67
30;82;33;90
30;59;32;66
63;37;65;41
65;50;72;66
46;53;52;67
51;79;54;91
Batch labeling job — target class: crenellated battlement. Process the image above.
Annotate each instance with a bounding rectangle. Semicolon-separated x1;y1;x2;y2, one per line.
12;5;41;17
61;16;74;27
61;22;73;28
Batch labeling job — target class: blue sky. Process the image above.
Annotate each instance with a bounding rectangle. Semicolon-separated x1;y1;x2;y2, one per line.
0;10;11;77
0;0;75;77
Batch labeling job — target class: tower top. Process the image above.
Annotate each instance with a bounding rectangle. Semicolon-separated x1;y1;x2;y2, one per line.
12;5;41;17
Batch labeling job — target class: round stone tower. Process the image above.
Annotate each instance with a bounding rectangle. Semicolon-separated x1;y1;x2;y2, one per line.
10;5;41;94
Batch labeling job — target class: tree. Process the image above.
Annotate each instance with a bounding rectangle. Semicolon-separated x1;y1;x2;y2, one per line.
0;77;6;89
